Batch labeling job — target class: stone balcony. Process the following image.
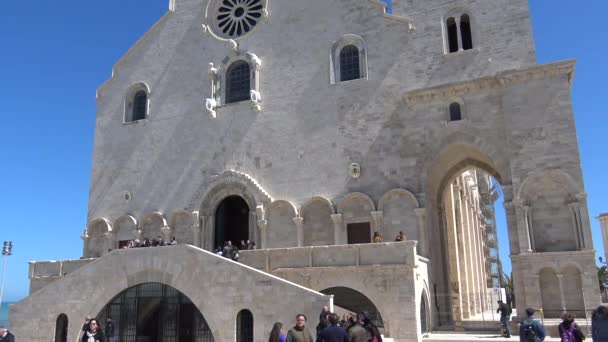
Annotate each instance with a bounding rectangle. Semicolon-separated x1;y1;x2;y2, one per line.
240;241;421;272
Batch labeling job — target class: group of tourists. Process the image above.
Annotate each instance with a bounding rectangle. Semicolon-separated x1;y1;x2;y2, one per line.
214;240;256;261
371;231;406;243
496;301;608;342
120;236;177;249
269;307;383;342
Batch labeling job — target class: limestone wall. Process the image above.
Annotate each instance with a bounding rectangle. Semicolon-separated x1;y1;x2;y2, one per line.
11;245;328;342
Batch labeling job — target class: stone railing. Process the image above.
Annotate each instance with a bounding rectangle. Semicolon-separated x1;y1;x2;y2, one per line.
28;259;96;294
240;241;418;273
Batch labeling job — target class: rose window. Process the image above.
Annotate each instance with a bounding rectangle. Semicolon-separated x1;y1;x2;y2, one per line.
213;0;264;39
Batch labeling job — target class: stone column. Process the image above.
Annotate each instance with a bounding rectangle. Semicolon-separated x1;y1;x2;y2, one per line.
513;200;533;253
556;273;566;312
415;208;427;256
443;184;464;328
258;219;268;249
81;229;89;258
503;201;521;256
331;214;343;245
569;203;583;250
598;213;608;263
371;211;383;236
462;193;477;316
249;211;257;244
206;214;215;251
294;217;304;247
576;193;593;250
191;211;201;247
161;226;172;242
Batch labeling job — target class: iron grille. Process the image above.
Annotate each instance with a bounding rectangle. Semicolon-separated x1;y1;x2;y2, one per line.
340;45;361;82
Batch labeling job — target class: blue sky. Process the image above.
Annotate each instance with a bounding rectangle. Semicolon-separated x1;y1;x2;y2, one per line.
1;1;607;302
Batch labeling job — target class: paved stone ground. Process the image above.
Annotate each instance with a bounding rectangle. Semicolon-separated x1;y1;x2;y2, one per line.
423;333;562;341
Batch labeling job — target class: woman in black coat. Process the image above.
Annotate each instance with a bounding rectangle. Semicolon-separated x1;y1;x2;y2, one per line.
82;319;105;342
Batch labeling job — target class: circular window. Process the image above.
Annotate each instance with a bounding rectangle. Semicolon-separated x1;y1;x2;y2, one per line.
210;0;264;39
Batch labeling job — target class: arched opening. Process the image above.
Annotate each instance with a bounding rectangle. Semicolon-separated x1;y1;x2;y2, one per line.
226;61;251;103
214;196;250;250
460;14;473;50
96;283;214;342
339;45;361;82
446;17;458;53
420;294;429;334
539;268;561;318
425;142;512;326
54;313;68;342
236;309;253;342
320;287;384;332
437;167;507;322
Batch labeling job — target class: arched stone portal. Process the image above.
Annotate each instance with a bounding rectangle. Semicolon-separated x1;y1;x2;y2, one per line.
96;282;214;342
321;287;384;329
214;196;250;250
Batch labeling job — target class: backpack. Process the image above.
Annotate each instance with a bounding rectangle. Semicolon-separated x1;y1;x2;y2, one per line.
522;322;536;342
561;323;576;342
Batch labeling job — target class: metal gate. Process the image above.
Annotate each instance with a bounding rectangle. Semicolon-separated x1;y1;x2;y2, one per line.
96;283;214;342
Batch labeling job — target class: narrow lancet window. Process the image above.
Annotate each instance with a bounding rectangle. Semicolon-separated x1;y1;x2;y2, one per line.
460;14;473;50
447;17;459;53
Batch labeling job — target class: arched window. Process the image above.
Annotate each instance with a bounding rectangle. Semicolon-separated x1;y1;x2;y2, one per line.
449;102;462;121
445;13;474;53
460;14;473;50
340;45;361;82
236;309;253;342
55;314;68;342
446;17;459;53
226;61;251;104
132;90;148;121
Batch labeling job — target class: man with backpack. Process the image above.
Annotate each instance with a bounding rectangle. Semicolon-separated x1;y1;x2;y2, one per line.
497;300;512;337
519;308;546;342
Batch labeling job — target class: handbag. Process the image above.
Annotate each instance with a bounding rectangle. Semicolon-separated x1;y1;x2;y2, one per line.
574;323;586;341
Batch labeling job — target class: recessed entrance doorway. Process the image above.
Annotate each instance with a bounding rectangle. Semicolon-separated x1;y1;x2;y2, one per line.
347;222;371;244
214;196;250;250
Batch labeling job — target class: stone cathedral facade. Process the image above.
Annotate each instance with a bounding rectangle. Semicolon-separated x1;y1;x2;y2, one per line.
10;0;601;341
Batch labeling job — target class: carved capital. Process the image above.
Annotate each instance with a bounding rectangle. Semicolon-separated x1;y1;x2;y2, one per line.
414;208;426;218
330;214;342;225
293;217;304;227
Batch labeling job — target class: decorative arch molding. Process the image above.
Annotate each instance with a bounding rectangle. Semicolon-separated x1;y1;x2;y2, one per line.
266;200;299;220
516;170;581;200
200;170;272;216
139;211;168;228
378;189;420;211
301;196;336;215
330;34;369;84
198;170;272;250
422;132;510;205
87;218;112;235
124;82;151;122
84;218;113;258
112;215;140;247
337;192;376;214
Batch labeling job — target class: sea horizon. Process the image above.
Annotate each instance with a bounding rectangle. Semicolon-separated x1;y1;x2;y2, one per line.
0;302;14;327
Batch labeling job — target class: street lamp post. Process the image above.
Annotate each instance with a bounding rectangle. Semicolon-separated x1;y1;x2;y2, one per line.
0;241;13;310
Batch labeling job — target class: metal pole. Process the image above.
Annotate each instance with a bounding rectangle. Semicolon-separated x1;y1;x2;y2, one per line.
0;254;6;309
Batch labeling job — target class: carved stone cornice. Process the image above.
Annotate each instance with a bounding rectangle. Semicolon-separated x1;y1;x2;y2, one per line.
404;60;576;105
